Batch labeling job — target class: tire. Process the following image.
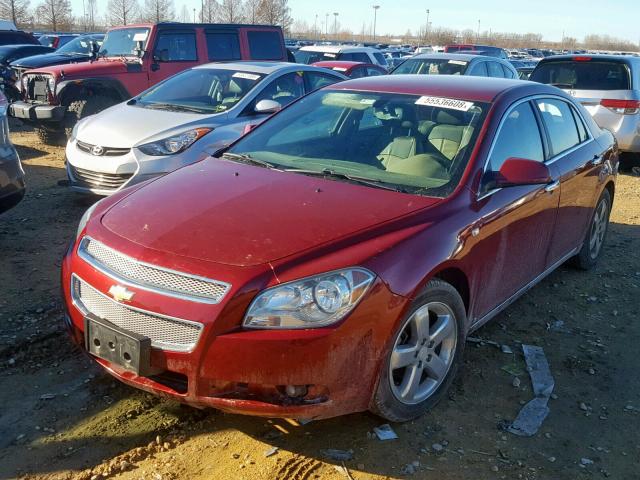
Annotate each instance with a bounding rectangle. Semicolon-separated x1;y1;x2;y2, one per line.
370;278;467;422
571;189;611;270
36;126;65;146
64;95;115;138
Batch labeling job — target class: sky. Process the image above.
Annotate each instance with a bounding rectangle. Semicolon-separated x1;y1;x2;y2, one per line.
68;0;640;44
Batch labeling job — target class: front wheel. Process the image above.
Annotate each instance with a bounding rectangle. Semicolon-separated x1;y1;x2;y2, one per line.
571;189;611;270
371;279;466;422
64;95;115;138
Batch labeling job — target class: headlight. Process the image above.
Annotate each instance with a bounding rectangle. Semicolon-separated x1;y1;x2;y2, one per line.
47;76;55;94
76;201;100;239
243;268;375;329
21;75;28;90
137;128;212;156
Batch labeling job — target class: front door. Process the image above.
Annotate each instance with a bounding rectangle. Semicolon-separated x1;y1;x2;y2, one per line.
148;29;199;87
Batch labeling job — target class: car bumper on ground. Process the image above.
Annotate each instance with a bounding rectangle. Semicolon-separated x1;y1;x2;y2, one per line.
61;233;406;419
9;101;66;122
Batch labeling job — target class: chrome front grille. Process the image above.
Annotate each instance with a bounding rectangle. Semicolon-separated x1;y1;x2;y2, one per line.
77;140;131;157
68;164;133;191
78;237;231;304
72;275;202;351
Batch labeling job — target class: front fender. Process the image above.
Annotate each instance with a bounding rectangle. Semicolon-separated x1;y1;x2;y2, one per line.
57;77;131;103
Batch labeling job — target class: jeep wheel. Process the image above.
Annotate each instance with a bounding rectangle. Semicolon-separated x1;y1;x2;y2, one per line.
36;126;65;146
65;95;116;138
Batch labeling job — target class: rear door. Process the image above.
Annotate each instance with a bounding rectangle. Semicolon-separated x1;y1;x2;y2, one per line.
534;97;604;265
148;28;199;86
242;28;286;61
205;28;241;62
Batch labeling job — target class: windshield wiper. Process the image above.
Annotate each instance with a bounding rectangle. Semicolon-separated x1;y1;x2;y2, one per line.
284;168;407;192
222;152;283;170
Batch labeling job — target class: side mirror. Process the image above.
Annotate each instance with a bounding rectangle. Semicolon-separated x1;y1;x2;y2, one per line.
90;42;100;58
492;157;552;188
254;99;281;114
135;40;145;58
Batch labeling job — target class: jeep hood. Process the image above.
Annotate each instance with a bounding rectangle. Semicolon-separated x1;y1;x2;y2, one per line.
101;159;440;267
27;58;132;78
76;103;227;148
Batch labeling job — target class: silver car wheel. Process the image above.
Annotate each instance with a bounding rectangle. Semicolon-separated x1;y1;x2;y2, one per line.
589;198;609;259
389;302;458;405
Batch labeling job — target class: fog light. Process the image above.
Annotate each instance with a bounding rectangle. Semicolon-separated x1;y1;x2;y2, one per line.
285;385;308;397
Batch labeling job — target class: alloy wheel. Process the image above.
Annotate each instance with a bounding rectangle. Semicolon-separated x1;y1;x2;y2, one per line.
589;198;609;260
389;302;458;405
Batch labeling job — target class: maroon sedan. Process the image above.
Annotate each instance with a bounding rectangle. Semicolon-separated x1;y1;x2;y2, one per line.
62;75;617;421
312;60;387;78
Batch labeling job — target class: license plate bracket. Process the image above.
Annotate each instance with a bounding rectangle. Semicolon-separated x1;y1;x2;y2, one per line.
84;314;160;376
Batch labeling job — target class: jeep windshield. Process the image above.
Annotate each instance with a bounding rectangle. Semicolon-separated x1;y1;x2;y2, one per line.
134;68;265;114
99;28;148;57
226;90;488;198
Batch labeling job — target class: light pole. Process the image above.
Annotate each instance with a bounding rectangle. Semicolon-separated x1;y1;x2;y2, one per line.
372;5;380;42
193;8;196;22
333;12;339;40
425;9;430;45
477;19;481;42
325;13;329;39
314;14;318;41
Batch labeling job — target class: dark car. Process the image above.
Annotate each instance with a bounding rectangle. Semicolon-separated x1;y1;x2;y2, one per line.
0;30;39;46
0;44;56;101
62;75;617;421
444;44;508;59
0;91;25;213
11;34;104;85
38;34;78;49
311;60;387;78
392;53;518;79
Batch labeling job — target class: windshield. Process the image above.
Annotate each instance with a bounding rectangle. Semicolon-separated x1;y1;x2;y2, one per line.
392;58;468;75
295;50;341;64
136;68;265;114
58;36;102;55
99;28;148;57
227;90;488;197
530;60;631;90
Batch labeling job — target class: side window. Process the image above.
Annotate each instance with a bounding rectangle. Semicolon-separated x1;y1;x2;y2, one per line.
338;52;354;61
571;107;589;143
487;62;505;78
366;66;384;77
154;31;197;61
467;61;488;77
535;99;581;156
352;52;370;63
206;32;240;61
501;64;515;79
306;72;341;91
373;52;387;66
247;31;283;60
487;102;544;173
255;72;305;108
350;67;366;79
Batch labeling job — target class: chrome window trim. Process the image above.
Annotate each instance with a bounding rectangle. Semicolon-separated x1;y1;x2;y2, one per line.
77;236;231;305
477;93;595;201
71;273;204;352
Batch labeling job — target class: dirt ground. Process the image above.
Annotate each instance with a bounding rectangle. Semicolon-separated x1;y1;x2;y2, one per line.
1;126;639;480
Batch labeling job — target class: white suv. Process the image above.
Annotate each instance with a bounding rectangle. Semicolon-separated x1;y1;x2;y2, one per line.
295;45;388;68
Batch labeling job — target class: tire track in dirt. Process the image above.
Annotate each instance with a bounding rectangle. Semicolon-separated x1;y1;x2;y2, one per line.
275;455;323;480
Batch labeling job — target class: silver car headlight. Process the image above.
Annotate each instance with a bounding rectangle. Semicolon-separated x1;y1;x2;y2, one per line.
243;268;375;329
137;127;212;156
75;201;101;239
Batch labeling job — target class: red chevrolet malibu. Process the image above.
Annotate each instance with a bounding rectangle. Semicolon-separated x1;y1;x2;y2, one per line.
62;75;617;421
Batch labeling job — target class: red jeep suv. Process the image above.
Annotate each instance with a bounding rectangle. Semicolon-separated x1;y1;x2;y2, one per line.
10;23;287;144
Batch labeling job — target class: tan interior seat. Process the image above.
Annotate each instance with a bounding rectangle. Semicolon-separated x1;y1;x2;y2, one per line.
428;111;475;161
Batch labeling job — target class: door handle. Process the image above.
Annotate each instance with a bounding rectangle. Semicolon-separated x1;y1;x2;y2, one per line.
591;154;604;165
544;180;560;193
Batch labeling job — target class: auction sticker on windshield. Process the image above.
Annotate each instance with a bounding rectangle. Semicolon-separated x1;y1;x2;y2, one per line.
448;60;468;66
233;72;261;81
415;96;474;111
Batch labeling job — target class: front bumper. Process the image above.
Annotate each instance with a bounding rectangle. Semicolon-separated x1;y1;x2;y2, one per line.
65;138;202;196
9;101;66;122
61;232;405;419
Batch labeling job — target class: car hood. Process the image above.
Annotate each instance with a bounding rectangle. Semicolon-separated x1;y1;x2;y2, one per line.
76;103;226;148
10;52;90;69
24;57;131;78
101;159;440;267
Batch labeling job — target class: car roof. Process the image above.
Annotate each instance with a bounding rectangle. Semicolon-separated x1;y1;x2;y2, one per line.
537;54;640;65
299;45;375;53
193;61;331;74
410;53;479;62
312;60;372;69
326;74;554;103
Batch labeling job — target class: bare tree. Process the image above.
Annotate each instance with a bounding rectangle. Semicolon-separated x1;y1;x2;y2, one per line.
217;0;243;23
243;0;259;23
87;0;97;29
199;0;217;22
257;0;291;31
36;0;72;31
141;0;174;23
0;0;30;27
179;3;190;22
106;0;139;25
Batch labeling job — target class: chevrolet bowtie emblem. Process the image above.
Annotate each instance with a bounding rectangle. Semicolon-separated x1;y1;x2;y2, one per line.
108;285;135;302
